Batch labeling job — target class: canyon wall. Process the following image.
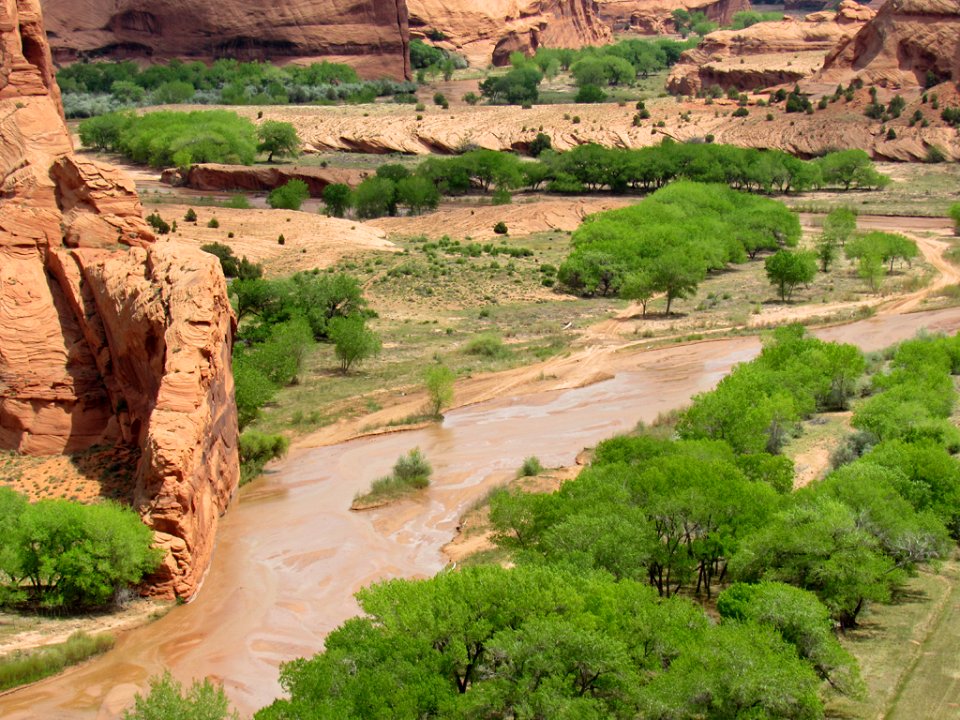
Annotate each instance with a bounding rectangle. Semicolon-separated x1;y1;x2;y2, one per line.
818;0;960;88
407;0;612;67
40;0;411;80
667;1;875;94
595;0;749;33
1;0;239;598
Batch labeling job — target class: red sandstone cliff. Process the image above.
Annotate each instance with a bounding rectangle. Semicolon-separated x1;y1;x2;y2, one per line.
407;0;612;67
818;0;960;87
595;0;748;33
1;0;239;598
40;0;411;81
667;1;875;94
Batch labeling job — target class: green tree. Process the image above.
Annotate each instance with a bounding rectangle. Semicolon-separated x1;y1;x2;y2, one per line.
267;179;310;211
765;250;817;302
123;671;238;720
730;497;904;627
352;177;396;219
239;431;290;484
651;252;705;315
822;208;857;247
6;498;160;609
328;317;381;373
641;622;822;719
815;236;838;272
256;121;300;162
620;271;657;317
232;356;277;430
857;253;886;292
717;582;863;697
396;176;441;215
322;183;352;218
424;364;455;417
950;202;960;234
479;65;542;105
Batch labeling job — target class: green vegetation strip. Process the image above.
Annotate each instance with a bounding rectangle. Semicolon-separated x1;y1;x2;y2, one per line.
0;632;114;692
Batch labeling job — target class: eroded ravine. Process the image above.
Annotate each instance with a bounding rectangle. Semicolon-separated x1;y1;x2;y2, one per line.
3;307;960;719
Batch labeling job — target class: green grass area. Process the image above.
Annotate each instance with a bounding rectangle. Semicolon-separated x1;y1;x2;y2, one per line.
537;70;671;105
786;163;960;218
828;561;960;719
0;632;115;692
246;223;933;440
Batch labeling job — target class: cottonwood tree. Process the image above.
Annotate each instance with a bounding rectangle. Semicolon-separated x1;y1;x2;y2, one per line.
765;250;817;302
257;121;300;162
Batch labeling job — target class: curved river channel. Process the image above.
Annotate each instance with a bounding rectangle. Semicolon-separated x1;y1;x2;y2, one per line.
4;307;960;719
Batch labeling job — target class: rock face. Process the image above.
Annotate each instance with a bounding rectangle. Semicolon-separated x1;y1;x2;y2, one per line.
163;163;366;195
40;0;411;80
667;1;875;95
818;0;960;88
595;0;748;33
1;0;239;599
407;0;612;67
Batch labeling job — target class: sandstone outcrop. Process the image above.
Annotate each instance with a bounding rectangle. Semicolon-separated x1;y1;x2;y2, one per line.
1;0;238;599
40;0;411;80
407;0;612;67
818;0;960;88
162;163;366;195
667;1;875;95
235;89;960;161
595;0;748;33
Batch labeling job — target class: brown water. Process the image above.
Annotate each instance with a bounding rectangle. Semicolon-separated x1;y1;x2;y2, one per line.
4;307;960;720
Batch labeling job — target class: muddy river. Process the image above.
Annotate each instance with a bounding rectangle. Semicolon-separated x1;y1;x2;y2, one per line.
4;307;960;719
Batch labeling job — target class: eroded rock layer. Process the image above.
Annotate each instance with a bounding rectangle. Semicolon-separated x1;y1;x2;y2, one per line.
407;0;612;67
818;0;960;88
1;0;238;599
40;0;411;80
667;1;875;95
595;0;748;33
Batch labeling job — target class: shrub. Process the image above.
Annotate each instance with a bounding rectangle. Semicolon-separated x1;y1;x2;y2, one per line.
433;92;447;107
493;221;508;235
353;449;433;507
328;316;382;373
0;632;115;693
145;212;171;234
225;194;251;209
465;333;509;358
0;489;160;609
528;132;552;157
79;110;258;168
184;208;197;222
732;107;749;117
239;431;290;485
268;179;310;211
425;365;455;417
463;92;480;105
517;456;543;477
575;84;607;104
950;203;960;235
207;217;219;228
492;188;512;205
122;670;238;720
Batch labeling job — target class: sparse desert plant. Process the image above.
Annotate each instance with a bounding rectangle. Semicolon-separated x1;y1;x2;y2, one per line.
517;456;543;477
493;221;508;235
207;217;219;228
425;364;455;417
353;448;432;508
